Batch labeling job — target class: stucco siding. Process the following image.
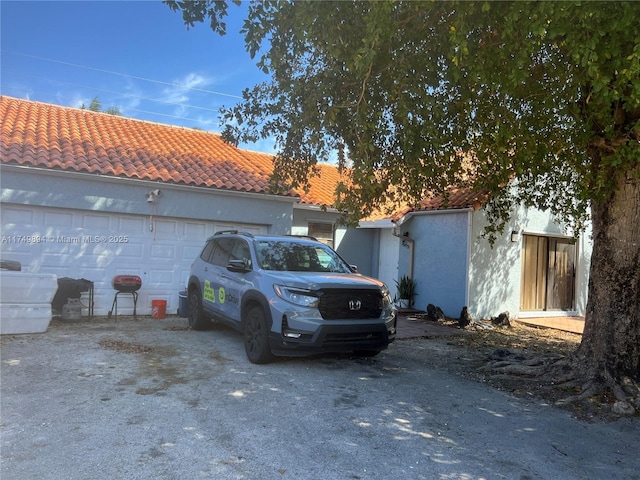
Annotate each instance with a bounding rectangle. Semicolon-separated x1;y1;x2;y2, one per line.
398;211;469;316
2;168;293;232
335;228;378;278
468;204;592;320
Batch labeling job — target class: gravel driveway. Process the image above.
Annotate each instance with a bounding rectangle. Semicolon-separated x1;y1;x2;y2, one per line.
1;317;638;480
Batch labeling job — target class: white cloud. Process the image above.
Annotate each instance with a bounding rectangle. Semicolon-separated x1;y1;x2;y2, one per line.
161;72;213;113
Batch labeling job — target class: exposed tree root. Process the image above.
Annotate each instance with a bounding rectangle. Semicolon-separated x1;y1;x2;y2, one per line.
477;348;640;419
412;316;639;420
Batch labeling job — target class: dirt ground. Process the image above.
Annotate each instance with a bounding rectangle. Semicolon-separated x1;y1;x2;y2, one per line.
49;314;634;421
397;315;632;421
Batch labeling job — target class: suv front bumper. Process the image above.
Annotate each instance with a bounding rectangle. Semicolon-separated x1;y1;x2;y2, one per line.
269;312;397;356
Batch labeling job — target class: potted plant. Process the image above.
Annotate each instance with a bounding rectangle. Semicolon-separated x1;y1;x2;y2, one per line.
395;275;417;309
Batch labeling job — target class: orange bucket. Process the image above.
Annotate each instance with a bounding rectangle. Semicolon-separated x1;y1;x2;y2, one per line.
151;299;167;319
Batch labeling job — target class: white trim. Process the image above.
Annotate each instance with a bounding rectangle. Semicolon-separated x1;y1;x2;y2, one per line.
465;210;472;308
358;219;395;229
395;207;474;227
521;229;575;240
304;218;336;224
294;205;340;214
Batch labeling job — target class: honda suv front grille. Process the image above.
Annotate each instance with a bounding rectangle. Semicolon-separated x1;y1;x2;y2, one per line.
318;289;382;320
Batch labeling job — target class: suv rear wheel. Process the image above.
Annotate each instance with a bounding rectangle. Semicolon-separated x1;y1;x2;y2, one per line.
188;288;209;330
243;305;274;364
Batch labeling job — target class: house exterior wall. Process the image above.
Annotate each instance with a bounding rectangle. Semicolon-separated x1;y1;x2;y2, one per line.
396;210;470;316
1;165;593;322
375;228;400;293
1;167;294;316
334;227;379;279
467;204;592;320
2;168;293;230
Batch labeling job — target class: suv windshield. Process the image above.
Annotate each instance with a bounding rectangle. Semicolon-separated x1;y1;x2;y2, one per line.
254;240;351;273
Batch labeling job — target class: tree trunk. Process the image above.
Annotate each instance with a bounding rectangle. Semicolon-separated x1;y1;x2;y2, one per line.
575;167;640;383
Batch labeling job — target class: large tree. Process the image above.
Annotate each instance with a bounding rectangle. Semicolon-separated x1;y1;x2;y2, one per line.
166;1;640;404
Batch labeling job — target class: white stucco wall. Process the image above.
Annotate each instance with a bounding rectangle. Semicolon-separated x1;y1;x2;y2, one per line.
467;203;592;320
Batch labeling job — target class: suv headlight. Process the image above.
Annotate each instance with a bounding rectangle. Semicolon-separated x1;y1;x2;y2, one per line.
274;285;319;308
381;284;392;307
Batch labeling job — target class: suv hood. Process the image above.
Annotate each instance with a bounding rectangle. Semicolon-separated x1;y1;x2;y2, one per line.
268;272;385;291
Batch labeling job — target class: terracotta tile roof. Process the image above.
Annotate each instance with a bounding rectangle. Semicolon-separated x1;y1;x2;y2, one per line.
299;163;345;206
0;95;334;203
0;95;485;217
417;187;489;212
362;186;489;223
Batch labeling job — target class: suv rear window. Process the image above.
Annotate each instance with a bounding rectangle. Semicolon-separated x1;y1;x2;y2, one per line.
255;240;350;273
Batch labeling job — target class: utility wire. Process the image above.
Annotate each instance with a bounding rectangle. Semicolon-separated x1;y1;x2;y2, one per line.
2;50;244;100
4;70;224;114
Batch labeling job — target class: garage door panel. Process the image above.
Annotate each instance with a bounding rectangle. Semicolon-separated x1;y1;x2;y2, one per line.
213;223;237;233
184;222;207;238
77;269;110;286
118;217;146;234
2;242;33;255
41;252;72;267
154;219;178;235
148;268;175;285
2;207;34;224
150;244;176;259
82;213;111;231
183;245;202;259
113;242;144;259
45;211;74;227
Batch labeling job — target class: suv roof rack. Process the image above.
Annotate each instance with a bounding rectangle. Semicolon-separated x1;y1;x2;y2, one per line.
286;235;318;241
214;230;255;238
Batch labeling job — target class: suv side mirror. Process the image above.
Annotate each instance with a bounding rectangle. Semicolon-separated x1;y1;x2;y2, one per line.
350;265;358;273
227;260;249;273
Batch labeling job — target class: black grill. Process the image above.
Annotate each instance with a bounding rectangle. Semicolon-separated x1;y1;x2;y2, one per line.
317;289;383;320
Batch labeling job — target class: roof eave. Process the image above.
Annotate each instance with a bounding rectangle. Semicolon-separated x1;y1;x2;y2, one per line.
394;206;476;226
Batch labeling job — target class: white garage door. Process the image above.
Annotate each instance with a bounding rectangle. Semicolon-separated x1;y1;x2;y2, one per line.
1;205;267;316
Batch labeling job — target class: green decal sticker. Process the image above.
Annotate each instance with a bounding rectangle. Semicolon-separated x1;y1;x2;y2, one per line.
204;280;215;303
218;287;226;304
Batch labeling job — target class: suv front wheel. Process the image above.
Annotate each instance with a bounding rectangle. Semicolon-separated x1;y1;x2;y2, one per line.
188;288;209;331
243;305;274;364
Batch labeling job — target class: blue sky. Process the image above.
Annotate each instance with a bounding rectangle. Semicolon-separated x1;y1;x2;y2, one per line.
1;0;273;151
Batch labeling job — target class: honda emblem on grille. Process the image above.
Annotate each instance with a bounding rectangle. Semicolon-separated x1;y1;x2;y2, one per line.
349;299;362;311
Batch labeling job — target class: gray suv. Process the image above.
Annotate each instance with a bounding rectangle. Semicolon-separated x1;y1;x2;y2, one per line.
188;231;397;363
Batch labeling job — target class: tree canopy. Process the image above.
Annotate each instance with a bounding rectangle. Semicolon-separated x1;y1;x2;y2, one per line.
167;0;638;231
167;1;640;397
